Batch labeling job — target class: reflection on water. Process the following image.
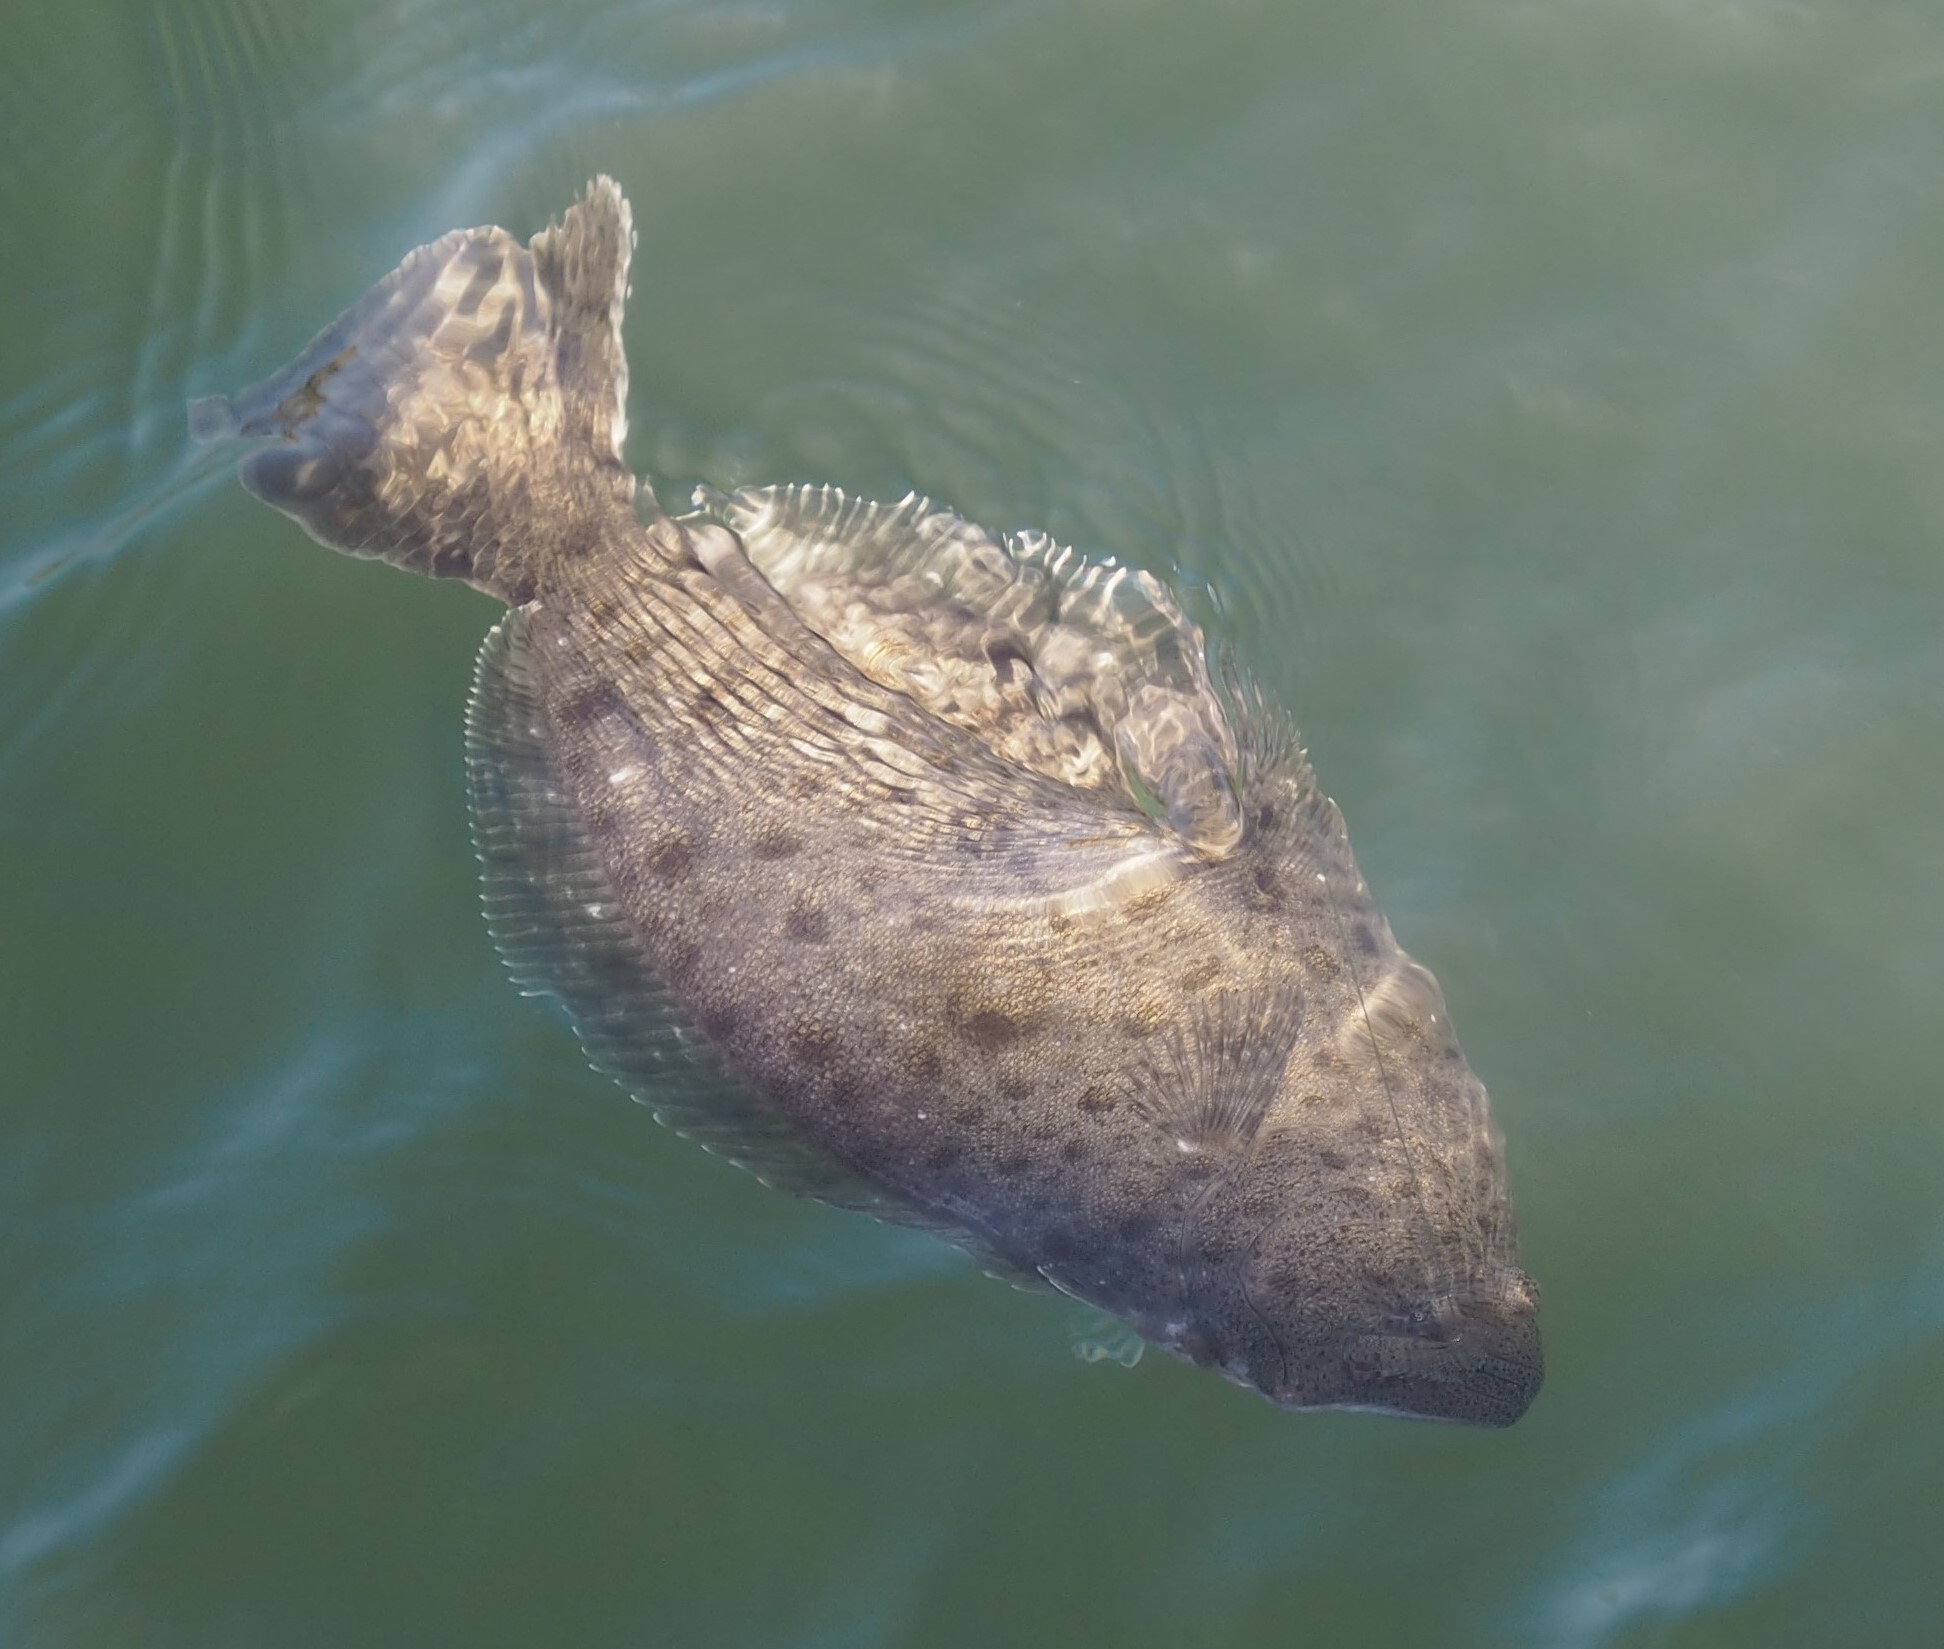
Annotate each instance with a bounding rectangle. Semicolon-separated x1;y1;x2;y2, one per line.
5;0;1944;1644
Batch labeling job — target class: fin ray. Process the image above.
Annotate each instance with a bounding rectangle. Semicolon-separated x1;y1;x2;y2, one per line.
694;483;1247;858
190;178;637;601
465;610;1045;1282
1125;980;1304;1162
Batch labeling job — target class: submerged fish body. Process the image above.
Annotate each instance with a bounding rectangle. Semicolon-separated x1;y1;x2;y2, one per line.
192;179;1542;1424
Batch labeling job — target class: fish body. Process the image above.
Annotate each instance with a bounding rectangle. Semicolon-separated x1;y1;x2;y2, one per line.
192;179;1541;1424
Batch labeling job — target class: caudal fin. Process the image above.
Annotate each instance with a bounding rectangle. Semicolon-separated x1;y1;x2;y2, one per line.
189;177;637;603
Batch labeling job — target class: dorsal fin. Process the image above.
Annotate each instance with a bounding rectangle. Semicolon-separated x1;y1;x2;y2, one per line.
693;483;1245;858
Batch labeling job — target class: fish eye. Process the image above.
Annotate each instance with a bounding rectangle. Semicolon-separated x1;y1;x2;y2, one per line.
1389;1295;1463;1345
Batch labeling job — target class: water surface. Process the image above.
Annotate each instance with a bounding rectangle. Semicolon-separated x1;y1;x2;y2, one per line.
5;2;1943;1644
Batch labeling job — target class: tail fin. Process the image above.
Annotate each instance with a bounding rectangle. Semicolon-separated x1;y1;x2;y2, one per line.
189;177;637;603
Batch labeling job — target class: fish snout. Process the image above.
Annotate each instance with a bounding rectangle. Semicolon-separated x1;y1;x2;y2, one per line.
1324;1270;1543;1426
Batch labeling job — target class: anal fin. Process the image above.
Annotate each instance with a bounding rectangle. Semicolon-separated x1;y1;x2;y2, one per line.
464;612;1045;1287
469;612;832;1177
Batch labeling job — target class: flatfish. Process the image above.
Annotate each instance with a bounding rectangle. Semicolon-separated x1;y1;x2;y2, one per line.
190;179;1542;1424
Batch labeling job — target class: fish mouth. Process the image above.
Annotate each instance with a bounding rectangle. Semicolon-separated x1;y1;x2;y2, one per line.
1155;1266;1543;1426
1338;1298;1543;1426
1263;1281;1544;1427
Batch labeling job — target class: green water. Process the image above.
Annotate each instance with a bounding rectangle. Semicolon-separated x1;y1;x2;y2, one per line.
5;1;1943;1643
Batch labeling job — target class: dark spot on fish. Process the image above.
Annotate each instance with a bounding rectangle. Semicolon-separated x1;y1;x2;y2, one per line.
1037;1226;1079;1264
1060;1139;1087;1165
998;1151;1031;1176
911;1047;943;1083
927;1143;962;1172
1302;945;1340;977
752;827;803;861
663;940;701;985
784;902;827;943
965;1010;1026;1052
486;305;519;361
951;1102;985;1128
1179;958;1222;993
985;637;1031;676
645;832;693;880
1255;802;1277;832
1077;1085;1116;1116
586;595;617;626
1354;1116;1386;1143
999;1076;1030;1105
623;638;651;665
691;685;733;728
784;770;821;801
786;1019;835;1066
453;251;504;316
1317;1148;1347;1171
1252;866;1284;909
559;681;626;726
1352;923;1380;955
1116;1212;1157;1241
698;999;738;1043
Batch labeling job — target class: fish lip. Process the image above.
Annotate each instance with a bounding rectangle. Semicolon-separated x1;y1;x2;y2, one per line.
1258;1289;1544;1426
1268;1353;1543;1426
1300;1402;1471;1424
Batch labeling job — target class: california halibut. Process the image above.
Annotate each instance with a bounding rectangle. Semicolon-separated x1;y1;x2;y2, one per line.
190;178;1542;1425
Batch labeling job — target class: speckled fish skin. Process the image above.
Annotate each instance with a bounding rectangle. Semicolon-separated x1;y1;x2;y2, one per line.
190;179;1542;1425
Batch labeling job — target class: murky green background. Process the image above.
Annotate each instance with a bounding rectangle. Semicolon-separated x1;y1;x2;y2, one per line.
5;1;1943;1644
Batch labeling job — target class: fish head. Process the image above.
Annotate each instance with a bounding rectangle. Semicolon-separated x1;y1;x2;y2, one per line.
1144;951;1543;1425
1162;1186;1544;1426
1270;1263;1544;1426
